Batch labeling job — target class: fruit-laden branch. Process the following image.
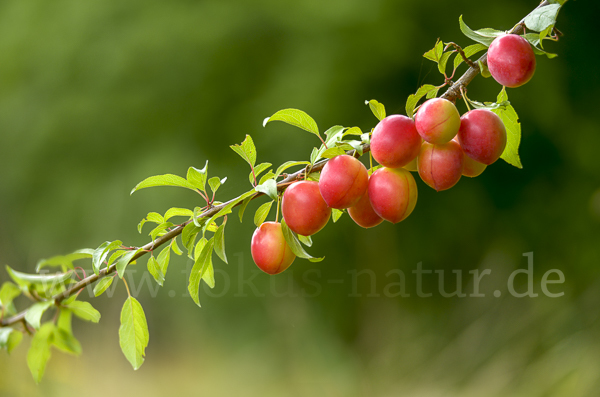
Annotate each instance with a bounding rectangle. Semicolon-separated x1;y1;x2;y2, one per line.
441;0;550;103
0;0;549;329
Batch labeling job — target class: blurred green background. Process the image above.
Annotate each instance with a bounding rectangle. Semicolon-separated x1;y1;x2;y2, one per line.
1;0;598;395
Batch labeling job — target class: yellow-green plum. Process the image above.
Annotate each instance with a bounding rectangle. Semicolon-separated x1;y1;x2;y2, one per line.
371;115;422;168
452;137;487;177
403;155;418;172
251;222;296;275
458;109;507;165
282;180;331;236
319;155;368;209
348;176;383;228
414;98;461;144
487;34;536;88
417;141;464;191
368;167;418;224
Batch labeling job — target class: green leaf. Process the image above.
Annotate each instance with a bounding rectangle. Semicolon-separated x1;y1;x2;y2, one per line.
107;250;127;267
0;327;23;354
255;179;278;201
491;88;522;168
438;51;453;75
453;43;487;71
0;281;21;307
208;176;226;195
321;147;346;159
214;222;228;264
66;300;101;323
238;196;252;223
93;277;114;297
188;238;215;307
263;108;320;140
6;266;73;288
251;162;273;185
146;212;164;224
275;161;311;179
25;301;54;330
149;222;174;241
311;125;347;165
131;174;199;195
164;207;194;221
116;249;143;278
298;234;312;247
332;208;344;223
523;33;558;58
146;257;165;286
119;297;149;370
182;223;201;258
254;201;273;227
281;220;324;262
406;84;437;118
230;134;257;168
423;39;444;62
187;161;208;192
157;245;171;276
524;4;561;32
52;328;81;356
365;100;386;121
204;190;257;232
92;240;123;275
27;322;54;383
458;16;496;46
35;249;94;272
171;238;183;256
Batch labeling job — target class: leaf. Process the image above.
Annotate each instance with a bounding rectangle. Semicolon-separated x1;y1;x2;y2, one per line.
145;212;164;224
131;174;199;195
25;301;53;330
0;281;21;306
263;108;320;139
6;266;73;288
238;196;252;223
93;277;114;297
35;249;94;272
321;147;346;159
92;240;123;275
107;250;127;267
438;51;453;75
258;171;275;185
365;99;386;121
116;249;143;278
491;88;522;168
458;16;496;46
181;223;201;258
187;161;208;192
423;39;444;62
406;84;437;118
52;328;81;356
146;256;165;286
204;190;257;231
255;179;278;201
524;4;561;32
311;125;347;165
7;329;23;354
275;161;311;179
332;208;344;223
119;297;149;370
27;322;54;384
254;201;273;227
171;238;183;256
250;162;272;185
214;222;228;264
281;220;324;262
157;245;171;276
188;238;215;306
66;300;101;323
149;222;174;241
164;207;194;221
208;176;226;195
298;234;312;247
230;135;257;168
453;43;487;71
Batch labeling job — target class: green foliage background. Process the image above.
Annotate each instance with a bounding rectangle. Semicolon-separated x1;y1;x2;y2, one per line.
1;0;598;395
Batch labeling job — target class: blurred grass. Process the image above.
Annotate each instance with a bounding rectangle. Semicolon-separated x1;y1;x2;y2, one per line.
1;0;599;395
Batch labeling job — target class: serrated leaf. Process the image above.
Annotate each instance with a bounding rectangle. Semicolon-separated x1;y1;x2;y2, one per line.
157;245;171;276
345;127;363;137
164;207;194;221
149;222;174;241
0;281;21;307
332;209;344;223
275;161;311;179
423;39;444;62
146;257;165;286
491;88;522;168
406;84;437;118
459;16;496;46
208;176;226;195
146;212;164;224
66;300;101;323
27;322;54;383
251;163;272;185
524;4;561;32
119;297;149;370
182;223;201;258
107;250;127;266
298;234;312;247
438;51;453;75
186;161;208;192
131;174;199;195
116;249;143;278
92;240;123;275
93;277;114;297
365;100;386;121
230;135;257;168
425;87;440;99
35;249;94;272
263;108;320;139
453;43;487;71
214;222;228;264
204;190;257;232
238;196;252;223
259;171;275;185
321;147;346;159
171;238;183;256
52;327;81;356
25;301;54;330
188;238;215;306
255;179;278;201
281;220;324;262
311;125;347;165
254;201;273;227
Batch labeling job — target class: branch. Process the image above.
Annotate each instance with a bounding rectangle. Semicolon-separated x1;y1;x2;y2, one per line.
0;0;552;329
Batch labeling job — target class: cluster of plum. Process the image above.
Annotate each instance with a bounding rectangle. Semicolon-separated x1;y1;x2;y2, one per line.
251;33;536;275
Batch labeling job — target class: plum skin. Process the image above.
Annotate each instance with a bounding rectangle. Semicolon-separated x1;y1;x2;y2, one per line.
371;115;422;168
348;176;383;228
251;222;296;275
417;141;464;191
487;34;536;88
458;109;507;165
368;167;418;224
319;155;368;209
414;98;461;144
282;180;331;236
462;153;487;177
